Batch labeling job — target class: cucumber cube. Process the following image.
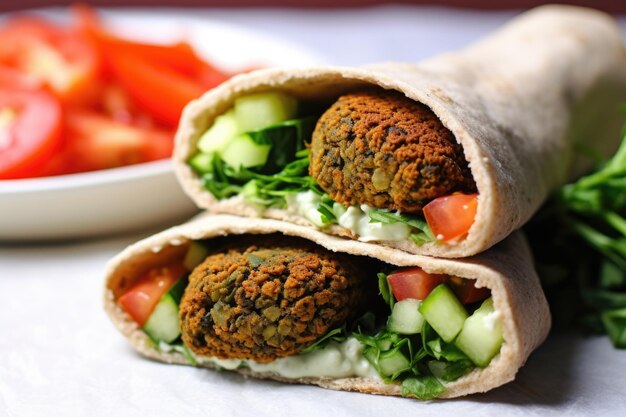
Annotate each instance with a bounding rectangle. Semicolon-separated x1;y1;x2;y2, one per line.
197;110;240;153
143;293;180;343
455;297;503;367
419;284;468;342
234;92;297;132
220;134;271;168
388;299;424;335
188;152;214;174
378;348;411;377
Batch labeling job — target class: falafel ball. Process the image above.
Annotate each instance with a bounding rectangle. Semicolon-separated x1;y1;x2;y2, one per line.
179;235;371;363
310;90;476;213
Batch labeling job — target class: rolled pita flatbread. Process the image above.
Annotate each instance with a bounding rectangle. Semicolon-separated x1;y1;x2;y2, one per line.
173;5;626;258
104;214;550;399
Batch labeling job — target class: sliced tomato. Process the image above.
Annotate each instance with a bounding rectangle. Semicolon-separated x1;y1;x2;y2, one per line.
0;65;42;90
447;276;491;304
423;193;478;242
0;89;63;179
97;82;159;127
0;17;100;104
387;267;447;301
118;263;186;326
75;5;228;90
74;5;228;128
63;109;173;172
104;51;204;128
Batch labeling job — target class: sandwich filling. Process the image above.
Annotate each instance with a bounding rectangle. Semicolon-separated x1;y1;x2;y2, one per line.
187;91;478;246
116;235;503;400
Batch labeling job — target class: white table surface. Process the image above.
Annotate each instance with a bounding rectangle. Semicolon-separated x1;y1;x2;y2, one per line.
2;5;626;417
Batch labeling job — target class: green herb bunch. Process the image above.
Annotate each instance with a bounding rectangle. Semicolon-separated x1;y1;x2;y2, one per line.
526;124;626;348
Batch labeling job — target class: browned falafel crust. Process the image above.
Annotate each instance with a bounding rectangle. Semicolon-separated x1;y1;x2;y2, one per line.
309;90;476;213
179;236;369;363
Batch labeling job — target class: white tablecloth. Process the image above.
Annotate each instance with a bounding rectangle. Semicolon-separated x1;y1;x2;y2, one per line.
1;6;626;416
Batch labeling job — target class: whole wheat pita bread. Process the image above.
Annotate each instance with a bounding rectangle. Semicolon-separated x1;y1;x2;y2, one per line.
173;5;626;258
104;214;550;399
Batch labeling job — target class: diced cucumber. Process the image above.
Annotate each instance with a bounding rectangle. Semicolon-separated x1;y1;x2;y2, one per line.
376;339;393;352
378;348;411;377
363;347;379;368
197;110;240;153
143;293;180;343
188;152;214;174
419;284;468;342
454;297;503;367
388;299;424;335
220;134;271;168
234;92;297;132
183;241;210;271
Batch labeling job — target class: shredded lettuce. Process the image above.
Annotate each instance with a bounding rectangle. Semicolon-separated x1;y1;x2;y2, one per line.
299;327;347;353
367;208;436;245
526;119;626;348
378;272;395;310
401;376;446;400
246;117;316;174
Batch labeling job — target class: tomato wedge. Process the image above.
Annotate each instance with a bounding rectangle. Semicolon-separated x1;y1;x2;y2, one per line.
63;110;173;172
387;267;447;301
118;263;186;326
0;17;100;104
423;193;478;242
0;89;62;179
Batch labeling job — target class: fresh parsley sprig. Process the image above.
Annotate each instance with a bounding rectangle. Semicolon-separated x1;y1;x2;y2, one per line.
527;121;626;348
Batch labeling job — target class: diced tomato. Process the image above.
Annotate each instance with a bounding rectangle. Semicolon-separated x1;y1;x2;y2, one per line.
118;263;186;326
0;89;63;179
447;276;491;304
423;193;478;242
63;109;173;172
387;267;447;301
0;17;100;104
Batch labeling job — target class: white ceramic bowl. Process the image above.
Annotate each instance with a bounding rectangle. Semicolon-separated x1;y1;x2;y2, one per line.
0;10;323;241
0;161;197;241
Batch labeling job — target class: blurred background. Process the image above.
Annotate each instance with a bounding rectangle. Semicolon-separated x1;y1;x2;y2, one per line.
0;1;624;14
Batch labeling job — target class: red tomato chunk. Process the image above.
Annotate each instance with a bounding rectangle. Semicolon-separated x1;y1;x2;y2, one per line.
423;193;478;242
118;263;186;326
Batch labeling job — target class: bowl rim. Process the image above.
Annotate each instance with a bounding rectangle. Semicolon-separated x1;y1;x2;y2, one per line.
0;159;174;194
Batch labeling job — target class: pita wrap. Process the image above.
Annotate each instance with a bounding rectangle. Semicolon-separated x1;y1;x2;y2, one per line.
173;5;626;258
104;213;550;399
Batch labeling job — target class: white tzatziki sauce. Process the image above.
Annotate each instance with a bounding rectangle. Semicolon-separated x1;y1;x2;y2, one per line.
190;337;379;379
286;191;412;241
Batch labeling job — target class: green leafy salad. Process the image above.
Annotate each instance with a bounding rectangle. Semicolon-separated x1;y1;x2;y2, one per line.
187;92;435;245
526;121;626;348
